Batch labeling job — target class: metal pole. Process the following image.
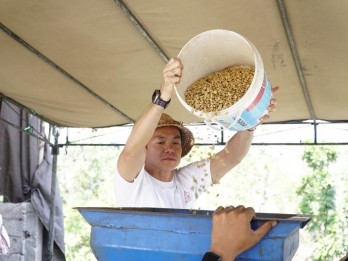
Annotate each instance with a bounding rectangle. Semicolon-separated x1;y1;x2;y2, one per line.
45;126;59;261
276;0;317;123
113;0;170;63
0;23;134;123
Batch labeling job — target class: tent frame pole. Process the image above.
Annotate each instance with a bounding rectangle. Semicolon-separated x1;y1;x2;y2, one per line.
113;0;170;63
277;0;317;123
45;126;59;261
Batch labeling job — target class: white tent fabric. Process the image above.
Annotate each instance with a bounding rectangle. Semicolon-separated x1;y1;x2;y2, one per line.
0;0;348;128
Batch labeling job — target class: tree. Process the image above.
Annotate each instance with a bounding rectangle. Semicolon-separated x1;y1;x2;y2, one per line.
57;136;348;260
58;145;119;261
296;146;348;260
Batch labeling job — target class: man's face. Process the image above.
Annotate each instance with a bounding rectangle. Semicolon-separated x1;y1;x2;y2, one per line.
145;126;182;171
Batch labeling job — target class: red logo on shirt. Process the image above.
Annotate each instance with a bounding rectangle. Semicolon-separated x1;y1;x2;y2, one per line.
184;191;191;204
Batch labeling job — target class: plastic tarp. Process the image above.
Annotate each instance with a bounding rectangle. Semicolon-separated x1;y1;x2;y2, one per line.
0;100;65;259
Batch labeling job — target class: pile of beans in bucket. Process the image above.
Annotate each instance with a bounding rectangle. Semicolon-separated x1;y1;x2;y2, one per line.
184;65;254;114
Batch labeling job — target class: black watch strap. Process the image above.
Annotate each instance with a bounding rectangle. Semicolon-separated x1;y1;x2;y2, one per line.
202;252;221;261
152;89;171;109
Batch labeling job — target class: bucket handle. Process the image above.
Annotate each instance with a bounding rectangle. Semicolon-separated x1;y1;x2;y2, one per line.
204;110;242;131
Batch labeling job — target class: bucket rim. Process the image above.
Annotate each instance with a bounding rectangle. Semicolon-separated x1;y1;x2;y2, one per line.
175;29;266;120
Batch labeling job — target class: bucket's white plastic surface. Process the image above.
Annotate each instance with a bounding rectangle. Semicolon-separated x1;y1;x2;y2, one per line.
175;29;272;131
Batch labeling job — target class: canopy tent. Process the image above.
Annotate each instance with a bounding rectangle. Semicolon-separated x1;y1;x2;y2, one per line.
1;0;348;129
1;1;348;260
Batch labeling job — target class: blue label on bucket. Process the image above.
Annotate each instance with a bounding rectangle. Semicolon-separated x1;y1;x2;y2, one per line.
214;74;272;131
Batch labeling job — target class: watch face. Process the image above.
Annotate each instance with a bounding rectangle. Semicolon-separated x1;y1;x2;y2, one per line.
202;252;221;261
152;89;160;102
152;89;171;109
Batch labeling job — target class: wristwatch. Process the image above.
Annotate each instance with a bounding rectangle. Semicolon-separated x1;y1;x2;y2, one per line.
152;89;171;109
202;252;221;261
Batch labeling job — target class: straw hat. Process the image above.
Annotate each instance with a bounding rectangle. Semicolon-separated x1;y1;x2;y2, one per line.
156;113;194;157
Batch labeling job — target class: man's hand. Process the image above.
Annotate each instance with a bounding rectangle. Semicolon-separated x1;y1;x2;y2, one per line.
259;86;280;123
209;205;277;261
161;58;183;101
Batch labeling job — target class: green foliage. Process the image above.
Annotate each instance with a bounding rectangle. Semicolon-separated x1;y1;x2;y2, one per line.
64;208;93;261
58;145;120;261
296;145;348;260
57;139;348;260
195;145;305;214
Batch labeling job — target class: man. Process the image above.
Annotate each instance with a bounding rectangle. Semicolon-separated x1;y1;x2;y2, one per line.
115;57;279;208
203;205;277;261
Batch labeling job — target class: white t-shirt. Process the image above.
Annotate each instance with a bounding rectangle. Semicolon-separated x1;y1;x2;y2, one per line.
115;159;212;209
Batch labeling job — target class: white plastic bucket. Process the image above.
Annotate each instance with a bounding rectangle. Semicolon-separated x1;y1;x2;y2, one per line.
175;29;272;131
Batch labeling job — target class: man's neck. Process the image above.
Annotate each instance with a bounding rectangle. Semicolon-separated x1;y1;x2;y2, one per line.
147;168;174;182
